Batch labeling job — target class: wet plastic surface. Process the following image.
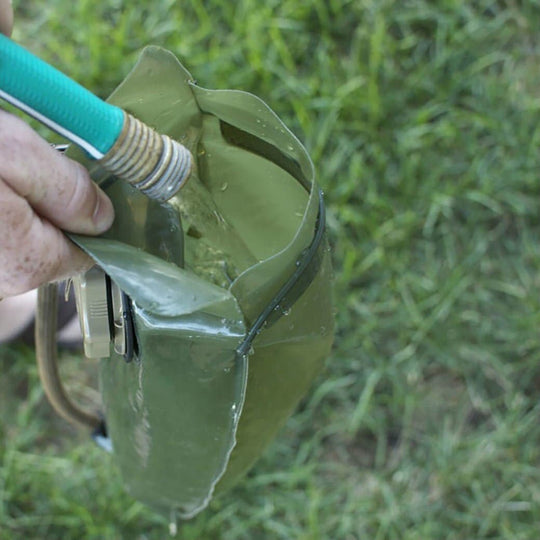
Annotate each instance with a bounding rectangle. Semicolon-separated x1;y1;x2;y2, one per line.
70;46;334;517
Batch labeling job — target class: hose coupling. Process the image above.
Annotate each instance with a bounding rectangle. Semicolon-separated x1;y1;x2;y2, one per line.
98;112;192;202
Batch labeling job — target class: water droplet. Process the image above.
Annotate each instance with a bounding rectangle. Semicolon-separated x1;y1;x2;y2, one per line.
248;346;255;356
169;509;178;537
282;307;291;316
220;182;229;191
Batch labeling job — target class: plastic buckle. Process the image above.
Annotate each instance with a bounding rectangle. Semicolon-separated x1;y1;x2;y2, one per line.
73;266;135;361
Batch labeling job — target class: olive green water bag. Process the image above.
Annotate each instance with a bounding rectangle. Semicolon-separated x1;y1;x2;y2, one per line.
67;47;333;518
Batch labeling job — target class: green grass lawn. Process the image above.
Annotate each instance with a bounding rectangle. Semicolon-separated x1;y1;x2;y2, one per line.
2;0;540;538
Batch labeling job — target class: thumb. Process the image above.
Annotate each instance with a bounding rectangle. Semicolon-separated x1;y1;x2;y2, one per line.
0;110;115;235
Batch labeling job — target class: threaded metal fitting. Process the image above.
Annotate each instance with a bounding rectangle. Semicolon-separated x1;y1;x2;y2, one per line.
98;112;192;202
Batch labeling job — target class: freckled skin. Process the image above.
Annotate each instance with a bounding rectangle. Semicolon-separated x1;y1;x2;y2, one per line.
0;111;115;297
0;11;115;298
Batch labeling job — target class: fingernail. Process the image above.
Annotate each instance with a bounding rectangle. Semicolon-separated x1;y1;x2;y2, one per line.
92;187;115;232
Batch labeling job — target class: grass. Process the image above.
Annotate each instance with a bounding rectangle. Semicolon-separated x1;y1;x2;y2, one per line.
2;0;540;538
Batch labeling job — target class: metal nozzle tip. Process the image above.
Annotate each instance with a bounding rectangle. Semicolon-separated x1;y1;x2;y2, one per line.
132;136;192;201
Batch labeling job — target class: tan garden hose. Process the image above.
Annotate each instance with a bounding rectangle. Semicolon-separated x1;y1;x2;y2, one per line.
35;282;102;430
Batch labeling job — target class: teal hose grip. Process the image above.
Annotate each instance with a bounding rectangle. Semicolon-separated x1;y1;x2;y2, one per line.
0;35;193;201
0;33;123;158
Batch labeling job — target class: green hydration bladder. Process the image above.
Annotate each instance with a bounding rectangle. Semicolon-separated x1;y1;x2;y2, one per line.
68;47;334;518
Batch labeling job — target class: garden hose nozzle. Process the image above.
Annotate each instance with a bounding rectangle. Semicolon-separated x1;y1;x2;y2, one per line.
0;34;192;201
98;112;192;201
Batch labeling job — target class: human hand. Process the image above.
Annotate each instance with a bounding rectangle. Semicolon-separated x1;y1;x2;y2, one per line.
0;111;115;297
0;3;115;298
